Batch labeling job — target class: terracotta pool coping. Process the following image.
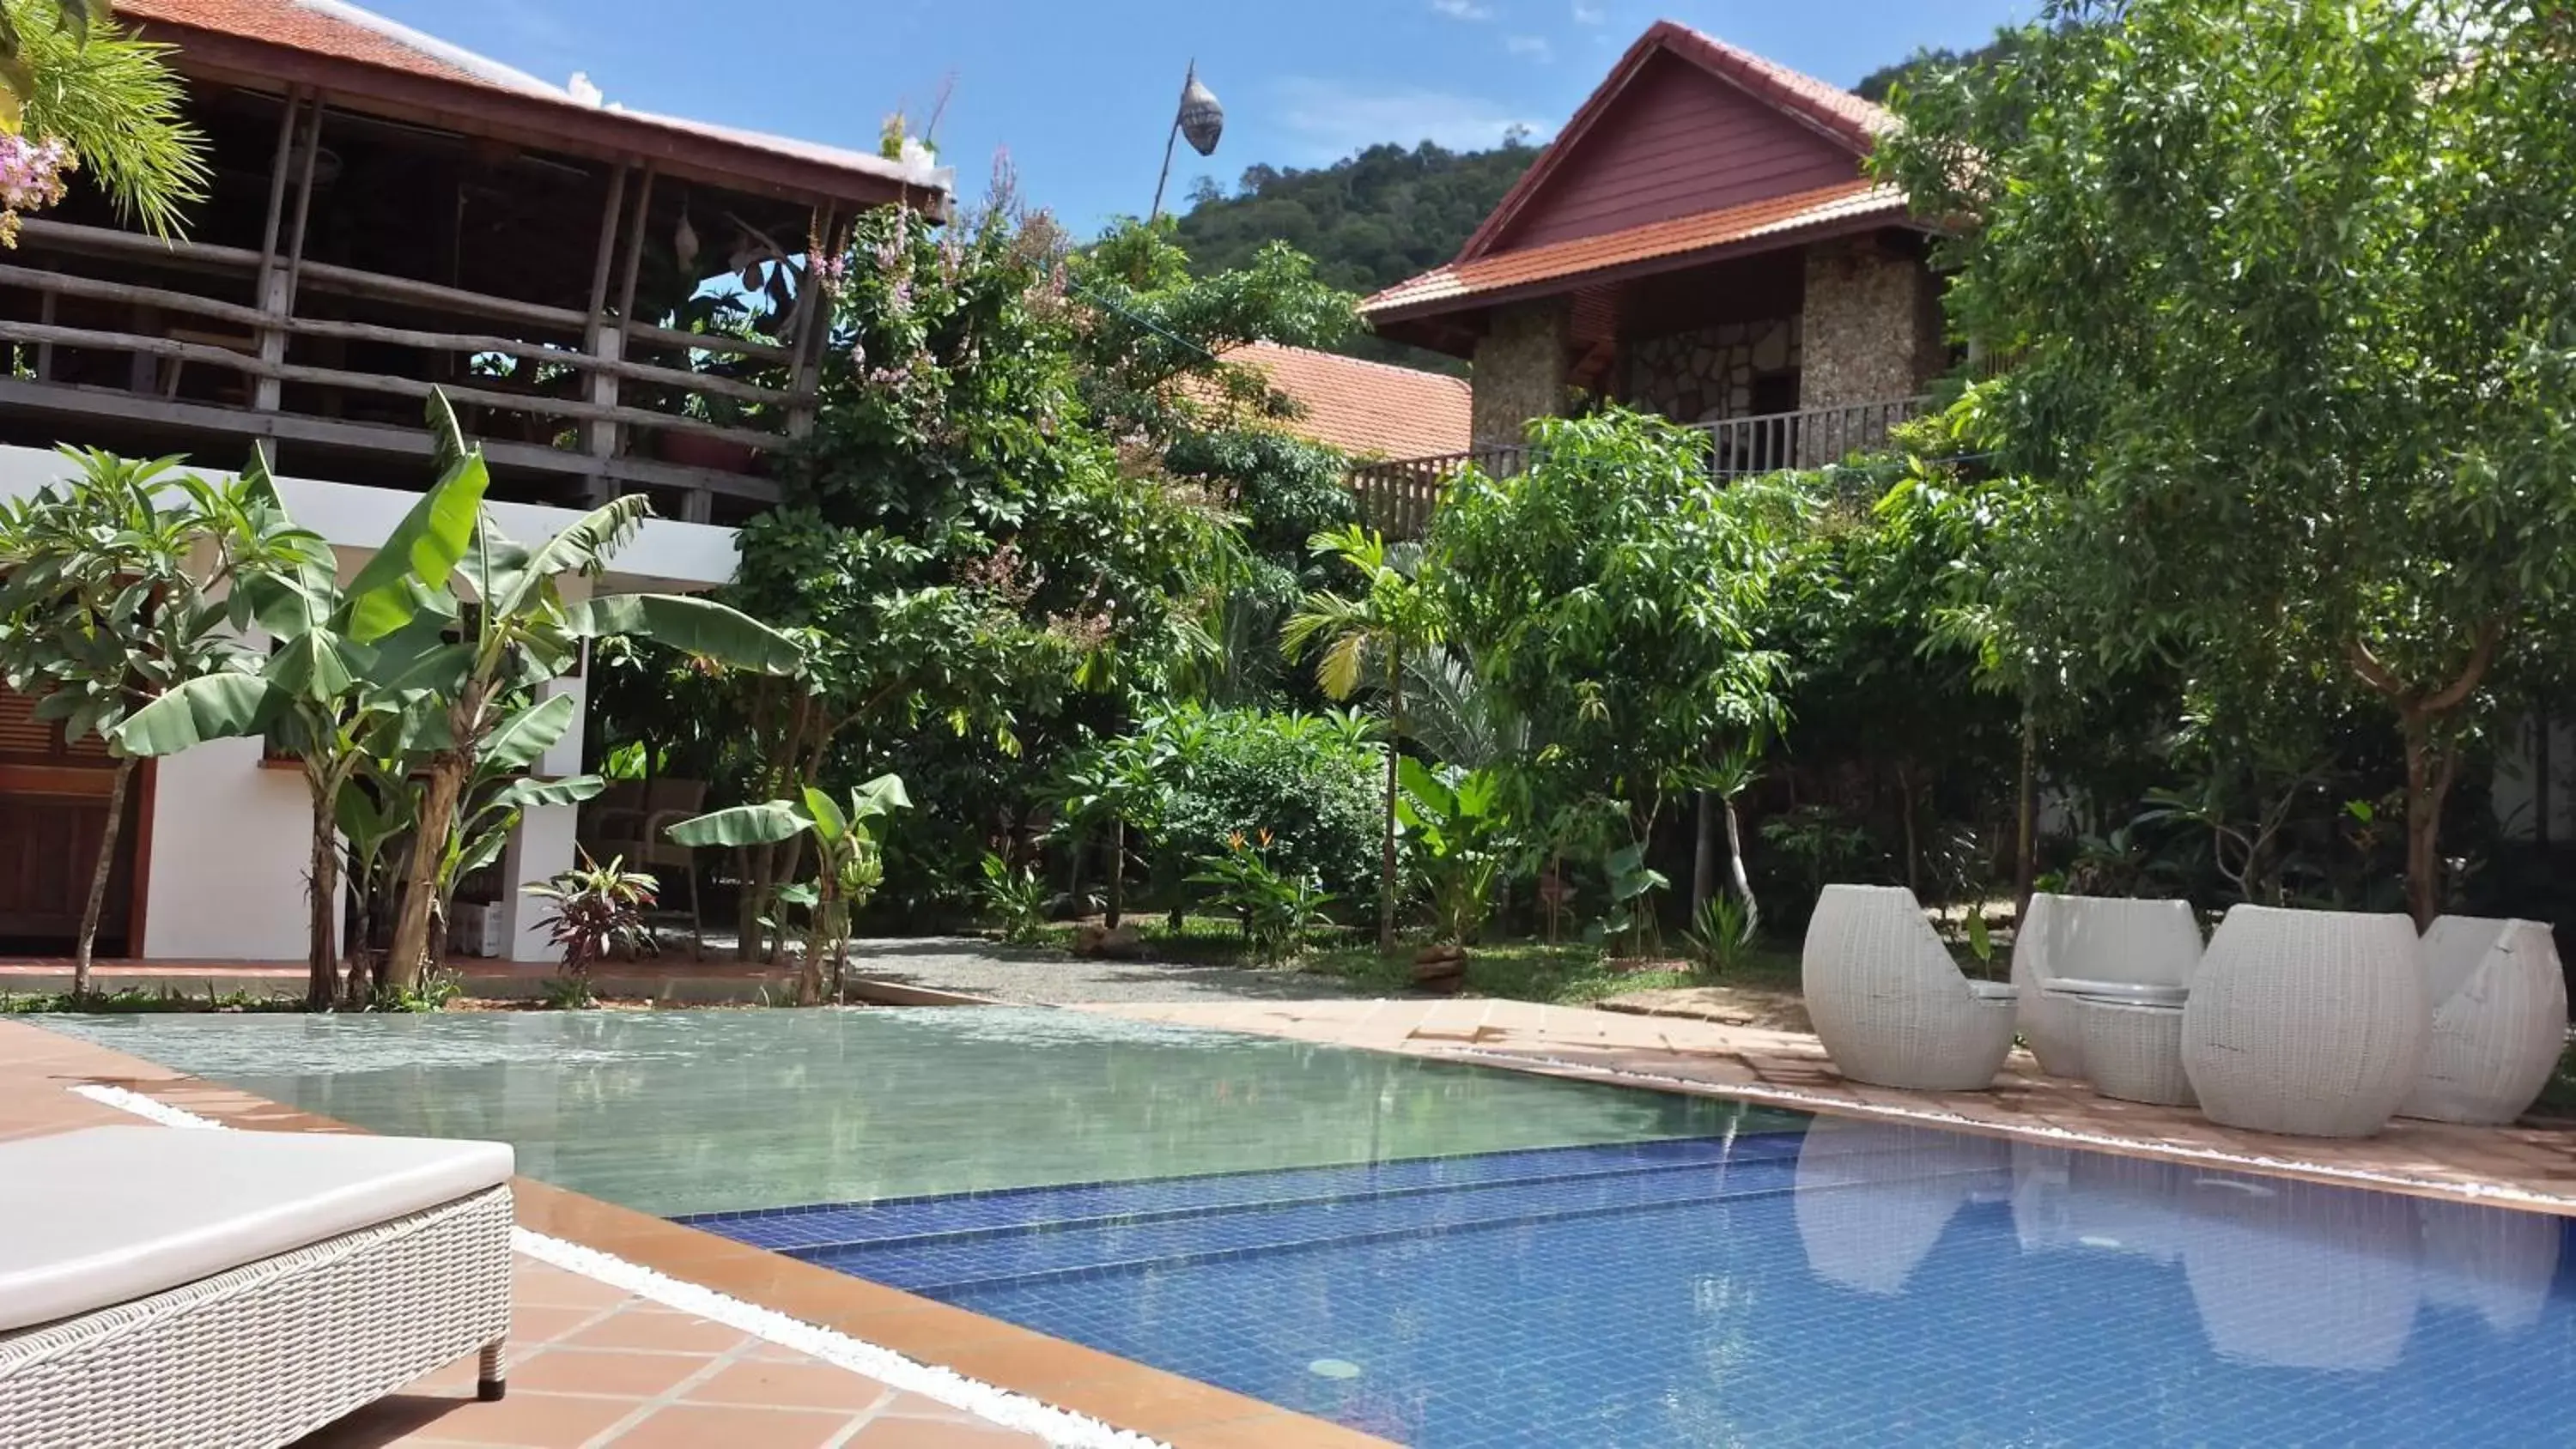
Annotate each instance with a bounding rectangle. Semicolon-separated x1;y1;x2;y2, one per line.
0;1018;1392;1449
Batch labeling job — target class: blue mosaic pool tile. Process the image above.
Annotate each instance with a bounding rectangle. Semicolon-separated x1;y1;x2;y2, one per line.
760;1125;2576;1448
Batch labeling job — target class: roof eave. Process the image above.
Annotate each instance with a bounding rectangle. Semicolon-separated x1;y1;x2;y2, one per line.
1361;208;1917;330
146;21;950;216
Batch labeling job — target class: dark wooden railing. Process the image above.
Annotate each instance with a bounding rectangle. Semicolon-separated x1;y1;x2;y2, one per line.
1348;396;1930;538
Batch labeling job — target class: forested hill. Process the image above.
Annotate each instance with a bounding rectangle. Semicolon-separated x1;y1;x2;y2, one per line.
1172;139;1538;370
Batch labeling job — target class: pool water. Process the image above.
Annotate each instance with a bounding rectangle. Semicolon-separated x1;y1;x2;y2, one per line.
48;1010;2576;1447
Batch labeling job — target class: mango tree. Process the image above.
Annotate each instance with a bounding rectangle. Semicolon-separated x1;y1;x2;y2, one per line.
1878;0;2576;925
668;773;910;1005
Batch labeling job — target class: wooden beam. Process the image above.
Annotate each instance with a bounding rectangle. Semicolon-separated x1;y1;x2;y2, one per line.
788;203;832;440
614;166;656;326
620;320;793;366
0;376;787;504
255;88;303;265
281;98;325;315
584;163;633;470
292;260;589;333
586;163;630;322
0;264;272;330
16;219;263;272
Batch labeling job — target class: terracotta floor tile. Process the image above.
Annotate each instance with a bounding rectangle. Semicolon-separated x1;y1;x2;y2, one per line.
506;1346;720;1397
842;1415;1048;1447
504;1303;611;1347
683;1358;894;1411
559;1307;748;1354
509;1266;633;1311
609;1404;860;1449
361;1389;638;1446
287;1392;478;1448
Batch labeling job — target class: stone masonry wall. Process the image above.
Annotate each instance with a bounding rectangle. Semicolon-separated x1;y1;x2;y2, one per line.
1620;318;1801;423
1799;236;1944;412
1470;300;1571;448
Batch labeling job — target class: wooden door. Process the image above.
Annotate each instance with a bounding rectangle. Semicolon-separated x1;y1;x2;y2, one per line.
0;689;137;951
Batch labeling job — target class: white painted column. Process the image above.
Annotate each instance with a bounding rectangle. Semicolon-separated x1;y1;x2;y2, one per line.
142;737;317;961
496;667;588;964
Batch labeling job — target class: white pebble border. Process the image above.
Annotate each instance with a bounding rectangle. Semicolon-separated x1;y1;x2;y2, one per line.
69;1082;1171;1449
1425;1048;2576;1213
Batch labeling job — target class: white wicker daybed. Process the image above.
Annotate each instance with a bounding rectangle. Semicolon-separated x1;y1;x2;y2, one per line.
0;1125;514;1449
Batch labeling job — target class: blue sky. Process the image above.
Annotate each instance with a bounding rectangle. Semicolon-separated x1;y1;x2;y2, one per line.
368;1;2030;237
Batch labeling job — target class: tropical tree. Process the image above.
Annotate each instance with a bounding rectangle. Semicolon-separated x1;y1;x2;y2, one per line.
1282;524;1447;953
2;0;209;239
1878;0;2576;925
1431;409;1795;929
0;451;298;991
668;773;910;1005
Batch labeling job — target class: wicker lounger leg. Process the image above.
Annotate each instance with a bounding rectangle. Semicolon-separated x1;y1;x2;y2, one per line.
478;1337;507;1400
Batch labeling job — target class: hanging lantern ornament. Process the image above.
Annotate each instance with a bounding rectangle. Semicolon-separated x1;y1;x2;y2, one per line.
672;209;701;274
1179;72;1224;157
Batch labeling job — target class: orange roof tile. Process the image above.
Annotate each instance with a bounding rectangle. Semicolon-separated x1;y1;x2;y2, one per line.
1363;179;1905;322
116;0;949;203
1221;343;1473;461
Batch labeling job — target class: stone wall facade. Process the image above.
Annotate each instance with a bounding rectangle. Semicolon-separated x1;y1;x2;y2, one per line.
1470;300;1571;448
1799;237;1944;413
1619;318;1801;423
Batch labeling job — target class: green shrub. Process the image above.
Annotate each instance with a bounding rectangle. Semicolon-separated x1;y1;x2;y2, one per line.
1121;705;1382;910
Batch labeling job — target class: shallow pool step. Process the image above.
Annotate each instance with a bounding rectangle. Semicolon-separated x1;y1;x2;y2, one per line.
684;1134;1800;1256
809;1149;1822;1294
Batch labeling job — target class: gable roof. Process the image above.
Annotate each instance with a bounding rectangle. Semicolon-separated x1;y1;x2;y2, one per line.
1220;344;1473;460
118;0;951;210
1365;179;1901;324
1455;20;1893;264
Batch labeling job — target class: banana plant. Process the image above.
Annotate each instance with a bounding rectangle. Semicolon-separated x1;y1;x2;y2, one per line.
1394;757;1513;947
112;417;492;1007
668;773;910;1006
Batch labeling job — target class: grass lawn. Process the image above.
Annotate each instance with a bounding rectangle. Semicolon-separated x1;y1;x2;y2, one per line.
1029;914;1803;1009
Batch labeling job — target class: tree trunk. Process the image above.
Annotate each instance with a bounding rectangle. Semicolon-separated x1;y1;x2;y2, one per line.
1378;654;1402;955
1692;790;1718;915
1722;794;1759;941
797;874;832;1007
1106;817;1126;930
2400;712;2459;930
73;757;135;999
1895;759;1922;898
305;776;339;1011
386;755;468;992
2014;709;2038;924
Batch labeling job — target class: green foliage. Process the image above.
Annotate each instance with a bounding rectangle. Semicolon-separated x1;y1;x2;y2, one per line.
1112;703;1384;909
372;968;461;1015
1594;840;1670;956
669;773;910;1003
1394;757;1513;945
2;0;210;238
1186;831;1334;965
523;852;659;978
1431;408;1795;828
1681;893;1755;978
1171;139;1540;371
1877;0;2576;923
978;851;1049;944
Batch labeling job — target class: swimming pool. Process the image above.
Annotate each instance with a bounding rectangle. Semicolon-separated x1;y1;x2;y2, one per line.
47;1009;2576;1446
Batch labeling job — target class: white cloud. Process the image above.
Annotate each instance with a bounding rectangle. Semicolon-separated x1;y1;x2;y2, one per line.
1429;0;1493;19
1505;34;1553;61
1273;77;1555;161
1571;1;1607;22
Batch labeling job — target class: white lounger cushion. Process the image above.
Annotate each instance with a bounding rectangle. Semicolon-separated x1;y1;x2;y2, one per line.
0;1126;513;1331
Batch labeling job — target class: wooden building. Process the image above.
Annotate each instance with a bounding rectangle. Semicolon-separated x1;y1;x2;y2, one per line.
0;0;944;961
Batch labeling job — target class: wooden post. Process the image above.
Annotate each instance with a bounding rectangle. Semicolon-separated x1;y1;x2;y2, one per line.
256;94;324;413
32;288;51;381
582;162;630;468
594;165;657;499
787;203;832;441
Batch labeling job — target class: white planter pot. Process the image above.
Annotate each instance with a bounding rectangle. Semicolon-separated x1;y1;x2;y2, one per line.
2402;916;2568;1125
2179;905;2427;1138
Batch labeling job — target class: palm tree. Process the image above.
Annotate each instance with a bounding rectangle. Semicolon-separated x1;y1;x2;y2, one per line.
7;0;211;239
1280;525;1444;955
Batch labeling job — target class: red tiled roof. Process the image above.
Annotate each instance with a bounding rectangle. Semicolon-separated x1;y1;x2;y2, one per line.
1454;21;1894;264
1220;343;1473;461
115;0;948;203
1363;179;1905;321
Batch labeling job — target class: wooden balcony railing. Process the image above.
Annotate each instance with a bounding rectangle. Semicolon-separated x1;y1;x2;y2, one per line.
1348;397;1930;538
0;216;823;517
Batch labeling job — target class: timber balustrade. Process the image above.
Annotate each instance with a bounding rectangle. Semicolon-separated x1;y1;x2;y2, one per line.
0;216;816;510
1347;396;1931;538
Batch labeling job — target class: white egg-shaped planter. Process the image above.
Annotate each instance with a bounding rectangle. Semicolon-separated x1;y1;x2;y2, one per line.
2179;905;2427;1138
2402;916;2568;1126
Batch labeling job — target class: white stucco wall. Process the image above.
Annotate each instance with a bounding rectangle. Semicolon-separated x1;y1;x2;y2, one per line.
0;445;739;962
141;738;316;961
